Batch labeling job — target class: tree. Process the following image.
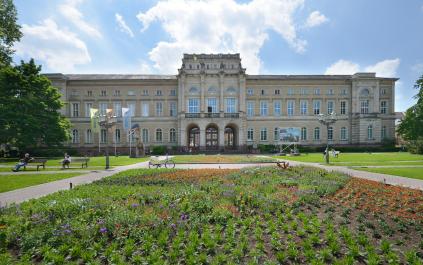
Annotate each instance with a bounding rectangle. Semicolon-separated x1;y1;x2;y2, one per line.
397;74;423;154
0;59;71;151
0;0;22;66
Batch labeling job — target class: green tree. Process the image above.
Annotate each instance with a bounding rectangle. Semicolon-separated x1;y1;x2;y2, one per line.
397;74;423;154
0;0;22;66
0;59;71;151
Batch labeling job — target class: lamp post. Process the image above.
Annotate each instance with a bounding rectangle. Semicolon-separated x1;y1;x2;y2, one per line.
318;112;337;164
99;111;117;169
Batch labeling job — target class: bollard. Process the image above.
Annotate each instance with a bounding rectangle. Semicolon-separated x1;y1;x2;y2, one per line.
69;182;73;189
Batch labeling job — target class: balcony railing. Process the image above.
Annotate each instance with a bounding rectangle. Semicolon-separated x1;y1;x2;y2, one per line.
185;113;201;118
224;113;239;118
205;113;220;118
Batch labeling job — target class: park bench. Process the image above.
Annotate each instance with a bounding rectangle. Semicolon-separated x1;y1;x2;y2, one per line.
62;157;90;169
23;158;47;171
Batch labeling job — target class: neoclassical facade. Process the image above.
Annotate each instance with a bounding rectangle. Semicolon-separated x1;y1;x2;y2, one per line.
46;54;397;153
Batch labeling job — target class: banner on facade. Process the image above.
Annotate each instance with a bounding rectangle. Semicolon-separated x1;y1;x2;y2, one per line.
90;108;100;133
279;127;301;143
122;107;131;131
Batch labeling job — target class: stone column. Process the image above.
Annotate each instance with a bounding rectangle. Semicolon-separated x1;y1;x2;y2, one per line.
200;127;206;151
179;74;186;113
200;74;205;113
219;124;225;149
219;73;224;115
239;75;246;114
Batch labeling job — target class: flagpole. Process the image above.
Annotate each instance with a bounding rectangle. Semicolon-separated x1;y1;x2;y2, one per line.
129;130;132;157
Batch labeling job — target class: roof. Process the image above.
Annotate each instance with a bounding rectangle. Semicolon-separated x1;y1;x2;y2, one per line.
43;74;177;80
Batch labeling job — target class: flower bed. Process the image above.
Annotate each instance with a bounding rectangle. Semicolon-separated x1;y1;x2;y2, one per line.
0;166;422;264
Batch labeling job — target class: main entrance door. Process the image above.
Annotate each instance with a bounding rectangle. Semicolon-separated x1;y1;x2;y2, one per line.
224;126;236;149
206;125;218;150
188;126;200;150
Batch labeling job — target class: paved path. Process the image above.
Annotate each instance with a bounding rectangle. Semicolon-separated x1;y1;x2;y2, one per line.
0;170;93;175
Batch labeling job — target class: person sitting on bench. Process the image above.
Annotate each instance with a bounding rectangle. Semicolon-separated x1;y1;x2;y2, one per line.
12;153;33;172
276;161;289;169
61;153;71;169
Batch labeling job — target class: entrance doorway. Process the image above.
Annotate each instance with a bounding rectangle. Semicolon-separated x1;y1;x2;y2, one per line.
188;126;200;150
224;126;236;149
206;125;218;150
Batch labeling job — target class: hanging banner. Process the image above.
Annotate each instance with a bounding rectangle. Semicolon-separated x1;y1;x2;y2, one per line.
90;108;100;133
122;107;131;131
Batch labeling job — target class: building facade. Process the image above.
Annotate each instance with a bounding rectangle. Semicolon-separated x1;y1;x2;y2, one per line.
46;54;397;153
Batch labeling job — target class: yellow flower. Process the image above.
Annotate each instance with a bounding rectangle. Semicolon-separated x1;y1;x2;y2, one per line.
0;224;6;229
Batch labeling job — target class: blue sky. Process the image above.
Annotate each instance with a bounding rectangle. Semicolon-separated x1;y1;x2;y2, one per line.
13;0;423;111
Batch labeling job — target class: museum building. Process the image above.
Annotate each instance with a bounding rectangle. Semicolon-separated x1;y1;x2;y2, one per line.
46;53;398;153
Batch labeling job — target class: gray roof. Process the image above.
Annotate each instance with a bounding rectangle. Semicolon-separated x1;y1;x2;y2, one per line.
247;74;398;81
43;73;177;80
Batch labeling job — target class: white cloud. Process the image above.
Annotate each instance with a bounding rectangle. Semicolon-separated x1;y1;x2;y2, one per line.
58;0;102;38
137;0;312;74
325;58;400;77
325;60;360;75
364;58;400;78
15;19;91;72
115;13;134;38
304;11;328;28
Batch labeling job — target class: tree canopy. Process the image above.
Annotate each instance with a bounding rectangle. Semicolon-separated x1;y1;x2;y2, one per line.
397;74;423;153
0;59;71;150
0;0;22;66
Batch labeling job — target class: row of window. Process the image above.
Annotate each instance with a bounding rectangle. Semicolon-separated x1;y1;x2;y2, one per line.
247;100;348;116
247;88;348;96
246;125;388;141
71;128;177;144
71;102;178;118
187;98;237;113
81;89;177;97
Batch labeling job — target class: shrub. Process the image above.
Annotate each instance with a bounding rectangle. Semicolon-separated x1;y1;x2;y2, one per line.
151;145;167;155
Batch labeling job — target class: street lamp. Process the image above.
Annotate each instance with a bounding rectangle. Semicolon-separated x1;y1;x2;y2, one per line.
99;111;117;169
318;112;337;164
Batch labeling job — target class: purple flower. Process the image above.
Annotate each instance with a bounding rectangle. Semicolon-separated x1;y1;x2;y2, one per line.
180;213;189;221
97;219;104;225
63;229;72;234
170;223;176;230
99;227;107;234
131;203;139;208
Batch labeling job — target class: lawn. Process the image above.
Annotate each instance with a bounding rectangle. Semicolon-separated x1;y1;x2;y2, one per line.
172;154;277;163
0;173;82;193
356;167;423;180
0;167;421;264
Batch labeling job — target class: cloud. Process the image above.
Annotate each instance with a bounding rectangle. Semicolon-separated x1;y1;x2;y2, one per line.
137;0;314;74
58;0;102;38
411;63;423;74
115;13;134;38
15;19;91;72
364;59;400;78
325;58;400;77
304;11;328;28
325;60;359;75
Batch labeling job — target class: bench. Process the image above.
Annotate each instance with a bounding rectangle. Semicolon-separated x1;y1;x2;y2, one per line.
276;161;289;169
62;157;90;169
23;158;47;171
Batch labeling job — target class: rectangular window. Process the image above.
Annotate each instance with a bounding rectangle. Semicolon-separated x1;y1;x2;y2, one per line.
275;89;280;95
128;90;135;96
260;101;268;116
328;127;333;140
143;89;148;96
340;101;346;115
156;102;163;116
114;90;120;96
247;88;253;95
301;127;307;140
99;102;107;115
260;128;267;141
274;101;281;116
313;100;321;115
300;88;308;95
141;102;149;117
115;129;121;143
113;102;122;117
361;100;369;114
247;101;255;117
85;102;92;117
100;129;107;144
188;98;200;113
327;89;334;95
327;101;334;114
87;90;93;97
127;102;135;117
170;89;176;96
341;127;347;140
314;128;320;140
380;101;387;114
341;89;347;95
142;129;149;143
169;102;177;117
101;90;106;96
287;88;294;95
247;128;254;141
72;103;79;117
381;126;387;139
226;98;236;113
207;98;218;113
274;127;279;141
314;88;320;95
287;100;295;116
300;100;308;115
156;90;162;96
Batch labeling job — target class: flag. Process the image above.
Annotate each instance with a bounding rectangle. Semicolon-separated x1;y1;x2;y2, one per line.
90;108;100;133
122;107;131;131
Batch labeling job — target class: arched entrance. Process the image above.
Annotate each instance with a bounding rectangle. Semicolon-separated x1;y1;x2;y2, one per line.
206;124;219;150
224;125;236;149
187;125;200;150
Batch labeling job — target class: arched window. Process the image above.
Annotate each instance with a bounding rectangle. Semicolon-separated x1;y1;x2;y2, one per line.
72;129;79;143
86;129;92;144
208;86;217;94
314;127;320;140
142;129;149;143
156;129;162;142
169;128;176;143
367;125;373;140
189;86;199;94
115;129;121;143
328;127;333;140
226;87;236;94
274;127;279;141
301;127;307;141
360;88;370;96
341;127;347;140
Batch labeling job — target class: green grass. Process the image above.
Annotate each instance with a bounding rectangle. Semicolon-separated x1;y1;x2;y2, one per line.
356;167;423;180
0;173;82;193
172;154;276;163
274;152;423;166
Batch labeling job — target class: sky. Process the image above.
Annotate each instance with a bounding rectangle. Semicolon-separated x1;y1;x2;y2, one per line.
12;0;423;111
